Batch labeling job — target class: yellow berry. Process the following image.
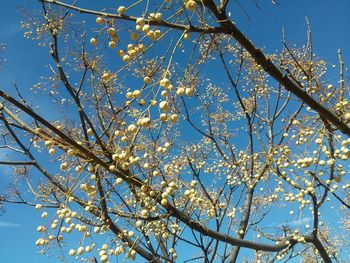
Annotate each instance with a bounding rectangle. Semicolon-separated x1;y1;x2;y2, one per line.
123;55;131;62
176;87;185;96
107;27;116;36
155;13;162;21
170;114;179;122
96;17;104;25
109;41;116;49
159;101;169;111
144;76;151;84
117;6;126;14
161;198;168;206
133;90;141;98
136;17;145;26
130;32;138;41
160;113;167;121
185;0;196;11
60;162;68;171
90;37;98;46
185;88;193;96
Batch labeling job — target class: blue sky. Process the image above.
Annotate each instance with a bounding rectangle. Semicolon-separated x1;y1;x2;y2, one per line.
0;0;349;262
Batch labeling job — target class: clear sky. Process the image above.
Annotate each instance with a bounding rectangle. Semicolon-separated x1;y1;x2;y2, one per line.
0;0;349;262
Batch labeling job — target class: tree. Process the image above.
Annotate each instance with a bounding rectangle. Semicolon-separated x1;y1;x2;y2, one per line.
0;0;349;262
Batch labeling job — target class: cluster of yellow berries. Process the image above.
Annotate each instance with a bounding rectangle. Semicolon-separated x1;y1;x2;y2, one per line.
91;3;195;66
118;43;146;62
133;16;163;42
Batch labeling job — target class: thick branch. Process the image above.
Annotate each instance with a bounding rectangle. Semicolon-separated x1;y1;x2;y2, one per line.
312;237;332;263
0;161;36;165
